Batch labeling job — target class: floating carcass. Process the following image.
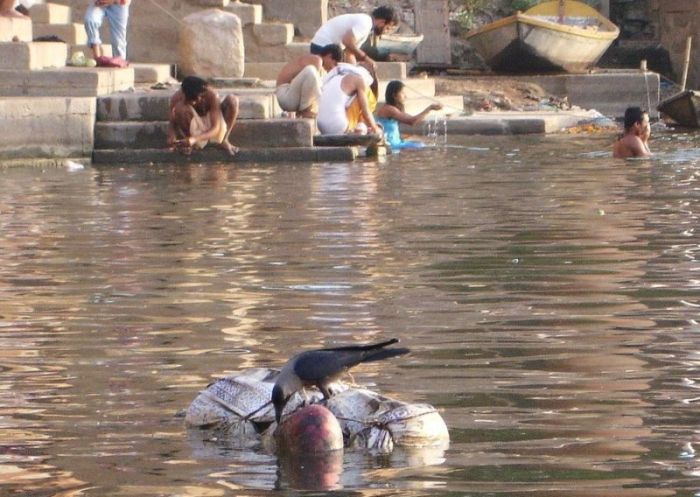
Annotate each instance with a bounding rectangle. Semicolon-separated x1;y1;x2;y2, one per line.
185;368;449;453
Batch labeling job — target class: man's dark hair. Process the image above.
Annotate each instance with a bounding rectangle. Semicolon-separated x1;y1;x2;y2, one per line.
372;5;399;24
320;43;343;62
623;106;646;130
181;76;209;101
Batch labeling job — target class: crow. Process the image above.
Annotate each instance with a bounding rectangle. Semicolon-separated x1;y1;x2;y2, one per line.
271;338;410;424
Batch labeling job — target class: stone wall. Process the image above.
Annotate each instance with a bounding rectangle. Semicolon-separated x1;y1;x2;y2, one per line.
650;0;700;89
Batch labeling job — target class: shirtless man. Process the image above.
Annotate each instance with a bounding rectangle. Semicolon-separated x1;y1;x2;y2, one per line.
309;6;399;68
317;64;381;136
275;44;342;118
167;76;239;155
613;106;652;159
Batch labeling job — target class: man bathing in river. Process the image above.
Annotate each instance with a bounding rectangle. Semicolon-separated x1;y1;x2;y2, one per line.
613;106;652;159
167;76;239;156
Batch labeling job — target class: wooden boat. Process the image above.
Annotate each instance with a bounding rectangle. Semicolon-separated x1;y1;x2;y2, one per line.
374;33;424;58
466;0;619;73
657;90;700;128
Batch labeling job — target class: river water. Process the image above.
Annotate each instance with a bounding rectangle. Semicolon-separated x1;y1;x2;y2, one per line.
1;131;699;497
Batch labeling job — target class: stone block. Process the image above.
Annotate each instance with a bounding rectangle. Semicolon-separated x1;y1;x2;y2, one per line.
253;0;327;39
375;62;407;80
0;41;67;70
226;1;262;25
94;118;313;149
178;9;244;79
0;67;134;97
0;96;95;160
33;23;88;45
29;3;72;24
130;62;173;84
251;22;293;46
96;89;279;121
0;16;32;42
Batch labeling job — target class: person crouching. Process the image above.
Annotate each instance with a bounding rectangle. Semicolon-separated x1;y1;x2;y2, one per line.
167;76;239;156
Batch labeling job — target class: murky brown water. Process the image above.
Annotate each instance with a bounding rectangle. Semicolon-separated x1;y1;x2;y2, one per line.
1;130;700;497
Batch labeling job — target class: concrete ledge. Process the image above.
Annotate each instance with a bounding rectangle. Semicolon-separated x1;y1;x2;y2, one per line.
0;41;67;70
401;110;611;135
0;67;134;96
0;96;95;160
92;146;358;164
30;3;72;24
96;89;279;121
0;17;32;42
33;23;88;45
94;118;314;149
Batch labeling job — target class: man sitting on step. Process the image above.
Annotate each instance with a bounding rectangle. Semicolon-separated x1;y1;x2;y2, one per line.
275;44;342;118
167;76;240;156
309;5;399;69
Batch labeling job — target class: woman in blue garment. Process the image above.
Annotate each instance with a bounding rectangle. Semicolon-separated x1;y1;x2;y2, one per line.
375;80;443;150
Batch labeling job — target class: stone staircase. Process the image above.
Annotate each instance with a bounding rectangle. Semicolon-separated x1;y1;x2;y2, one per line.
90;86;356;164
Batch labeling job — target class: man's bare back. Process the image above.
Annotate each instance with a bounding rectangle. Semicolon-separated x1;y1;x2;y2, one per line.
276;54;322;86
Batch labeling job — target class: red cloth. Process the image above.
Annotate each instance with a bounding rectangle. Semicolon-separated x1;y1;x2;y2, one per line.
95;55;129;68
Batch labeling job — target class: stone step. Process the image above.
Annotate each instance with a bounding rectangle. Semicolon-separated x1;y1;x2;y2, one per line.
0;66;134;97
248;22;294;46
130;62;173;84
225;1;262;26
70;43;112;58
378;78;436;99
29;2;71;24
33;22;87;45
241;0;324;39
0;41;67;70
96;88;280;121
94;118;314;149
244;41;309;63
243;61;408;81
0;16;32;42
92;146;357;165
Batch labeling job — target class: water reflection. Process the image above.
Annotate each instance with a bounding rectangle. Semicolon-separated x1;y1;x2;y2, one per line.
0;131;699;496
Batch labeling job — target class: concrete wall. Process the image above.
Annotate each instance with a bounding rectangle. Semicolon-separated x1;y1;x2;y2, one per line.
650;0;700;89
0;97;96;161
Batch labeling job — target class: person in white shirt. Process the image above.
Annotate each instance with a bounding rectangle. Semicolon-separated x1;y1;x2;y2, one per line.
310;6;399;68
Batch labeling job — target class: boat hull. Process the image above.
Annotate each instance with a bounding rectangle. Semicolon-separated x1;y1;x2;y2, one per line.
466;1;619;73
657;90;700;128
375;34;424;58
